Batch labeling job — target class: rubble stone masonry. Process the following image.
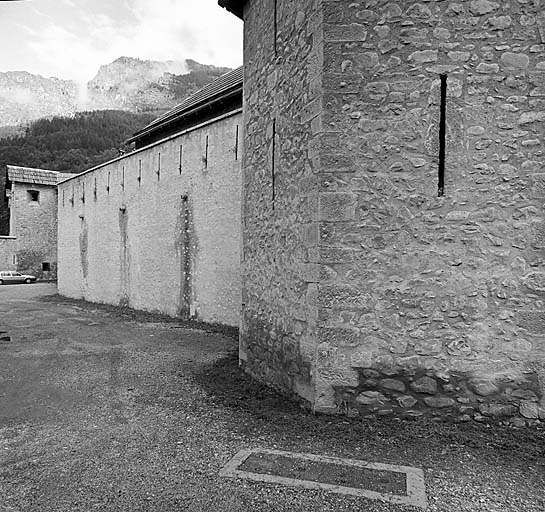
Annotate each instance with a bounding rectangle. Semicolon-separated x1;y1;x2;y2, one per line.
240;0;323;401
0;182;58;279
240;0;545;425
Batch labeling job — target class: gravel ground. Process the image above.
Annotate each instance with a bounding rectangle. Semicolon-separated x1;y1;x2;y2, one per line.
0;283;544;511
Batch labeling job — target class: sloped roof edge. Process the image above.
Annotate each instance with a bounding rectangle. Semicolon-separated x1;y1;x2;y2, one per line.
218;0;245;18
7;165;59;186
55;173;78;184
128;66;243;144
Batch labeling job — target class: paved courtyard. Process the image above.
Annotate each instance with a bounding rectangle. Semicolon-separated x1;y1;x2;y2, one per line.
0;283;544;511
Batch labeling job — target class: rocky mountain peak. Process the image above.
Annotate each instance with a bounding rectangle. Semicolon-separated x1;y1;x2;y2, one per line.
0;57;232;128
88;57;188;91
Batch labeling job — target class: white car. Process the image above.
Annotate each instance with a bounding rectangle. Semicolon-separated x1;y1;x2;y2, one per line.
0;271;37;285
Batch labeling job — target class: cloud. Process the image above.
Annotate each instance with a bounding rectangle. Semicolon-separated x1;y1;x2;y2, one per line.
123;0;242;65
26;23;104;81
20;0;242;81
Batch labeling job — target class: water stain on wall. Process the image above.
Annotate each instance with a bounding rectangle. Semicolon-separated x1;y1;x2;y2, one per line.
79;220;88;280
119;206;130;307
177;195;193;319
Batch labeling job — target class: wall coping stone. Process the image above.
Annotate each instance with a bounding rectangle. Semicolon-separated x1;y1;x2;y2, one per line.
58;108;243;187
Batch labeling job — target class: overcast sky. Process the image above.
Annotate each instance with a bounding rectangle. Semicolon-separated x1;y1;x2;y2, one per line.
0;0;242;82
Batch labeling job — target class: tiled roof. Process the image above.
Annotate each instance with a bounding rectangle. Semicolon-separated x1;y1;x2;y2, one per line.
129;66;243;143
6;165;75;186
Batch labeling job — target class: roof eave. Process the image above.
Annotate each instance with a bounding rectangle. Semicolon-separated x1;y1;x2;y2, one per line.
127;85;242;144
6;165;60;186
218;0;245;19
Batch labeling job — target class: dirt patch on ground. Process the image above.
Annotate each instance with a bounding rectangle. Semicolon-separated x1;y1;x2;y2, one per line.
40;293;239;339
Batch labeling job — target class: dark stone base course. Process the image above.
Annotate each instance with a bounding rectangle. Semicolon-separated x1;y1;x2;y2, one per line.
335;367;545;427
241;315;313;397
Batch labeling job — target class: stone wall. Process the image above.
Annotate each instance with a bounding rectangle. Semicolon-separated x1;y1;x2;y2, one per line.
58;111;242;327
238;0;545;425
0;171;9;235
0;182;58;279
314;0;545;425
0;236;16;270
239;0;322;400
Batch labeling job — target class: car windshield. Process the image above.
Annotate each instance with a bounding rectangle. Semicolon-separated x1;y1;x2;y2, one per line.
13;273;22;276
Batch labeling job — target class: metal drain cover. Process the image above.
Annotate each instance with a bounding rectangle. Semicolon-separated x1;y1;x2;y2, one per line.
220;448;427;509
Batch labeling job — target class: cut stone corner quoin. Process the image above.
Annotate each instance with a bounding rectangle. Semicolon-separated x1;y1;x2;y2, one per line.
229;0;545;426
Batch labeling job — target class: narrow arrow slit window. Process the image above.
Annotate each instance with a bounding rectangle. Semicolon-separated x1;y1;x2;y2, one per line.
438;75;447;197
235;125;239;161
272;119;276;209
274;0;278;56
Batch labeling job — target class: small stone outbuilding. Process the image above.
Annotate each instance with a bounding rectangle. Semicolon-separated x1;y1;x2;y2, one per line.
0;165;69;279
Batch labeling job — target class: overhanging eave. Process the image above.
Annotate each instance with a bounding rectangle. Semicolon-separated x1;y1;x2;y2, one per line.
218;0;245;19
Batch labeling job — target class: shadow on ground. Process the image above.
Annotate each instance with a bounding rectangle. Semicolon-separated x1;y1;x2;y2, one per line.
193;351;545;469
40;293;239;338
26;293;545;470
0;288;543;511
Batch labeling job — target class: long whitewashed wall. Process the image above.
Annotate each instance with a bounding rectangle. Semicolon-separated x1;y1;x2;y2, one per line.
58;112;242;326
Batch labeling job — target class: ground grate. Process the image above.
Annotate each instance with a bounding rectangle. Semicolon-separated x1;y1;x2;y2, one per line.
220;448;427;509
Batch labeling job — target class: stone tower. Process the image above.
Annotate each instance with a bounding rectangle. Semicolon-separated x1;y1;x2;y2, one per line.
220;0;545;424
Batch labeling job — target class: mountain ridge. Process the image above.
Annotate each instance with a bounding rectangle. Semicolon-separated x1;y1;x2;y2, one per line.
0;57;232;129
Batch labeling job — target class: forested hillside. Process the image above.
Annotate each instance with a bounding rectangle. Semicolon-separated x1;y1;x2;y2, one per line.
0;110;156;173
0;110;156;234
154;62;232;101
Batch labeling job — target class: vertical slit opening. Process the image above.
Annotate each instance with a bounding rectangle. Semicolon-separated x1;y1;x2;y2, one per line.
272;119;276;209
179;145;183;174
273;0;278;55
438;74;447;197
138;160;142;185
235;125;239;161
204;135;209;168
157;153;161;179
122;165;125;190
